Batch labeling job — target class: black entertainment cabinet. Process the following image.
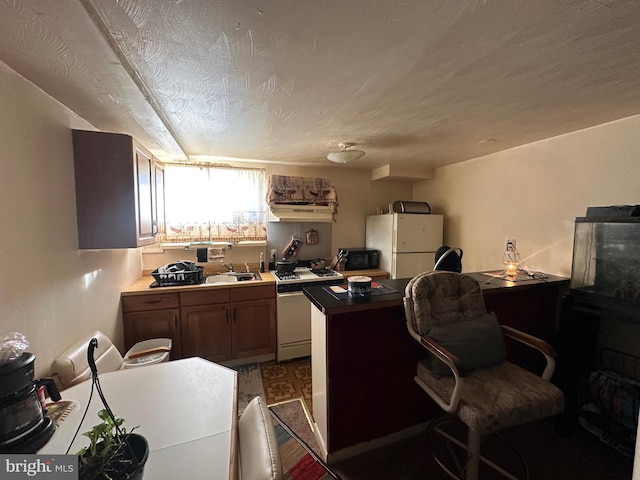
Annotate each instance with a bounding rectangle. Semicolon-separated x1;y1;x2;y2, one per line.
555;205;640;457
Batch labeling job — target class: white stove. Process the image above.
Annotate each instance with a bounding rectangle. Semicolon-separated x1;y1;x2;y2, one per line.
274;267;344;361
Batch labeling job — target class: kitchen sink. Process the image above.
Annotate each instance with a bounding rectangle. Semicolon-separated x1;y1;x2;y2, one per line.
205;275;238;284
224;272;261;281
205;272;262;284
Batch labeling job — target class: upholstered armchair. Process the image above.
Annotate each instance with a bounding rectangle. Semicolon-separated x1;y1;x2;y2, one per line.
403;271;564;480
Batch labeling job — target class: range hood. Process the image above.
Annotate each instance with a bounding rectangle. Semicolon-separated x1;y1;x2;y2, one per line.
269;204;333;222
266;175;338;223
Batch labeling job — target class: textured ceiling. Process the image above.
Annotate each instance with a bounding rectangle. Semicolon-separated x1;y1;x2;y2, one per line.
2;0;640;177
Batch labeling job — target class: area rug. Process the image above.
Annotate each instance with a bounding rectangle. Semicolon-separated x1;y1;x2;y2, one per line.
235;364;336;478
270;398;321;456
233;362;265;415
270;405;340;480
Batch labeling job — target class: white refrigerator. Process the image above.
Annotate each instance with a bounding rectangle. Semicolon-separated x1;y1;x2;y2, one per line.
366;213;444;279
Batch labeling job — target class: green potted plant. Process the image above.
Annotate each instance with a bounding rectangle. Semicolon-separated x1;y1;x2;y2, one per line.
77;409;148;480
71;337;149;480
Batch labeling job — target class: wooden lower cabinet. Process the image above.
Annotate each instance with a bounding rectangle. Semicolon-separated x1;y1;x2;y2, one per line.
180;295;276;362
232;299;276;358
180;304;231;362
122;293;181;358
123;309;181;358
123;284;276;363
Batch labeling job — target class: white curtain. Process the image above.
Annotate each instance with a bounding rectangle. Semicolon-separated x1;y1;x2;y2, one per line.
162;165;267;242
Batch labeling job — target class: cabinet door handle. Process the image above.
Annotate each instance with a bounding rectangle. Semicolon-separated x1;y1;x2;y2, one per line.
173;313;178;330
145;299;162;304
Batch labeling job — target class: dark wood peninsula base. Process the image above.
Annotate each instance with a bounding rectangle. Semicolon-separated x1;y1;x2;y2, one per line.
304;272;569;462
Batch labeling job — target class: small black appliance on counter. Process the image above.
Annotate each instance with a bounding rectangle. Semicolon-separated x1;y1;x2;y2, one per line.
338;248;380;270
0;352;61;453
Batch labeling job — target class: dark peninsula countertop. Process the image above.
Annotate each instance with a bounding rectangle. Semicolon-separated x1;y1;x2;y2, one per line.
303;271;569;315
304;278;408;315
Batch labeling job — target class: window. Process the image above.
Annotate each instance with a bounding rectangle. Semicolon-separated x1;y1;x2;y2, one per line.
161;165;267;243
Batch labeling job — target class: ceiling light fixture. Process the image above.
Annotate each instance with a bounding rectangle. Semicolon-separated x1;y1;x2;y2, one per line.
327;142;365;164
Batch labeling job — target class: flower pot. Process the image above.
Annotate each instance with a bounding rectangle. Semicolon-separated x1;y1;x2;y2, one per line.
79;433;149;480
126;434;149;480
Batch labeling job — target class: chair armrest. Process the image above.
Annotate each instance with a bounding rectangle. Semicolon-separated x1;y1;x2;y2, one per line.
500;325;557;381
420;336;461;373
416;335;465;413
404;296;463;412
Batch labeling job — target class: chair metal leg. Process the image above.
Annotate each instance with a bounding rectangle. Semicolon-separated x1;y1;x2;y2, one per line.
465;428;481;480
428;416;529;480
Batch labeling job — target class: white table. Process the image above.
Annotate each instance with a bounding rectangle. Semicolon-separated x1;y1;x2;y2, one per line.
41;357;238;480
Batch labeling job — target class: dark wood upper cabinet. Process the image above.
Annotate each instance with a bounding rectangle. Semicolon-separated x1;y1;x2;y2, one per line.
72;130;164;249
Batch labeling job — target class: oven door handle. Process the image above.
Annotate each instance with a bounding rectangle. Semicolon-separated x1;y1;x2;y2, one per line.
277;291;306;297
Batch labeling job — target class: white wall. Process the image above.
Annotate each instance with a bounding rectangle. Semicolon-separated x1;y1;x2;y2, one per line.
0;63;142;378
415;114;640;277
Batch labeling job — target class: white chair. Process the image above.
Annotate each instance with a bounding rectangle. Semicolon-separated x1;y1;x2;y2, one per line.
238;396;283;480
50;331;171;390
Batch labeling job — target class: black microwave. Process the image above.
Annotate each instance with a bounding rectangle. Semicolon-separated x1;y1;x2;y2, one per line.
339;248;380;270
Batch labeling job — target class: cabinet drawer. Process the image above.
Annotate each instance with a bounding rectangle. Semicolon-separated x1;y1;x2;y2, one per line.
122;293;180;312
181;288;231;307
231;284;275;302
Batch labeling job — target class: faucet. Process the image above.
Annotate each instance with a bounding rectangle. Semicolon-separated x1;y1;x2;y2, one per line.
244;263;250;273
223;261;233;272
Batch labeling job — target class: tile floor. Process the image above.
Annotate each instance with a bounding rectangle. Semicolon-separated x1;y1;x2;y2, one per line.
260;356;313;414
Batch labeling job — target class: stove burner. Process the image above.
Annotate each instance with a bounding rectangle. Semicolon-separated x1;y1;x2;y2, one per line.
274;271;300;281
311;268;339;277
274;266;344;293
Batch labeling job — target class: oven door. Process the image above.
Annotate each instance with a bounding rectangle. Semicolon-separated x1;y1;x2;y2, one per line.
277;291;312;361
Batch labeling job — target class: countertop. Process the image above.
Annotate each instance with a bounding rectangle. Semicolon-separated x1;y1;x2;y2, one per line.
121;268;389;296
303;271;569;315
304;278;408;315
465;271;569;291
121;271;277;296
